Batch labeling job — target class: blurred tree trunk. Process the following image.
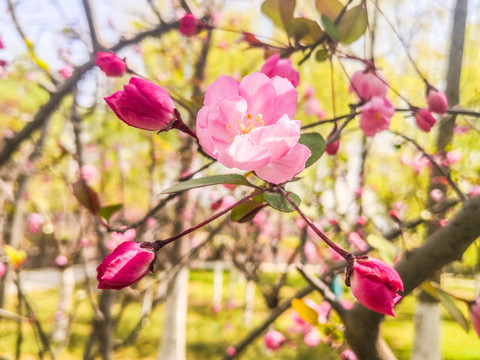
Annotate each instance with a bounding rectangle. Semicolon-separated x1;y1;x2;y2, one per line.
412;0;468;359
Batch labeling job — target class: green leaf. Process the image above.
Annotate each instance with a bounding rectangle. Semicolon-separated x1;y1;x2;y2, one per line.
288;18;324;44
299;133;326;168
72;180;101;215
160;174;252;194
264;191;300;212
315;49;329;62
98;204;123;221
230;200;265;222
337;5;367;45
261;0;296;30
366;234;397;264
436;288;470;332
314;0;344;22
291;298;319;326
321;14;339;41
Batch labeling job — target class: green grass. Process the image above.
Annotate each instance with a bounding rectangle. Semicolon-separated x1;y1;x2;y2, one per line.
0;270;479;359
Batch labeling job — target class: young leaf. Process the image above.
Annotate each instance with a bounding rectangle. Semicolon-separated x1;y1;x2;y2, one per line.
315;49;329;62
288;18;324;44
230;200;266;223
98;204;123;222
299;133;326;168
366;234;398;264
291;298;319;326
321;14;339;41
72;180;101;215
261;0;296;30
160;174;252;194
264;191;300;212
436;288;470;332
314;0;344;22
337;5;367;45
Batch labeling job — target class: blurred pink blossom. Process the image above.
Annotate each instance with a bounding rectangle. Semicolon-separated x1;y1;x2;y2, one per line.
28;213;44;234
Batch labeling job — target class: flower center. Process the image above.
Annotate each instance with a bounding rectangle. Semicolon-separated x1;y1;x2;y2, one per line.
226;114;264;138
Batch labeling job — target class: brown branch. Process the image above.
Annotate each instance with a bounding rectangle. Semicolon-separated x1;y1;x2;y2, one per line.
81;0;103;52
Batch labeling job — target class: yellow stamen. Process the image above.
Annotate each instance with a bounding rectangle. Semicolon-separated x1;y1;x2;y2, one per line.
226;124;232;130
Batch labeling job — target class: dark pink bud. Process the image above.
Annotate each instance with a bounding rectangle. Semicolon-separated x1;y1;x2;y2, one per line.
426;89;448;114
415;109;436;132
95;52;127;77
349;68;388;102
104;77;177;131
468;297;480;339
97;241;155;289
350;257;404;316
179;13;200;37
326;139;340;155
264;330;286;350
260;53;300;88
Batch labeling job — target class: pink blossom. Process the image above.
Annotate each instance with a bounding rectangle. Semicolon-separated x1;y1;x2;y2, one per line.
426;89;448;114
97;241;155;289
356;217;367;227
341;299;354;310
264;330;286;350
179;13;200;37
349;68;388;101
107;229;137;251
28;213;44;234
196;72;310;184
442;150;461;167
54;255;68;267
59;64;73;79
468;297;480;339
260;53;300;88
0;262;6;279
340;349;358;360
410;153;430;174
105;77;177;131
326;139;340;155
453;125;470;135
226;346;237;357
80;237;89;247
80;164;97;182
354;187;362;198
0;36;4;49
211;304;222;314
470;185;480;198
350;257;404;316
317;301;332;324
226;300;236;310
304;97;326;118
252;210;268;227
439;219;448;227
303;328;322;347
146;217;156;228
415;109;436;132
430;189;443;203
304;241;319;262
359;97;395;136
348;232;369;252
95;52;127;77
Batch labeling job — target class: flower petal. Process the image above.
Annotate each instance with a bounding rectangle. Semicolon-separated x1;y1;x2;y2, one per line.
226;135;271;171
204;75;239;106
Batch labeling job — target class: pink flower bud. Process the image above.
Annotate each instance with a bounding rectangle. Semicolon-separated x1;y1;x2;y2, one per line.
54;255;68;267
468;297;480;339
415;109;436;132
146;217;156;228
59;64;73;79
359;97;395;136
304;97;325;118
470;185;480;198
350;257;404;316
179;13;200;37
340;349;358;360
326;139;340;155
426;89;448;114
28;213;44;234
97;241;155;289
442;150;461;167
303;328;322;347
104;77;177;131
260;53;300;88
95;52;127;77
80;164;97;182
226;346;237;358
0;262;6;279
349;68;388;101
264;330;285;350
341;299;354;310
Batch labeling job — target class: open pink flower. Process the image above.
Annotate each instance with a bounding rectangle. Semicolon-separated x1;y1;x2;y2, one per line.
196;72;310;184
260;53;300;88
264;330;285;350
95;52;127;77
359;97;395;136
415;109;436;132
349;68;388;101
105;77;176;131
426;89;448;114
468;297;480;338
97;241;155;289
350;257;404;316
